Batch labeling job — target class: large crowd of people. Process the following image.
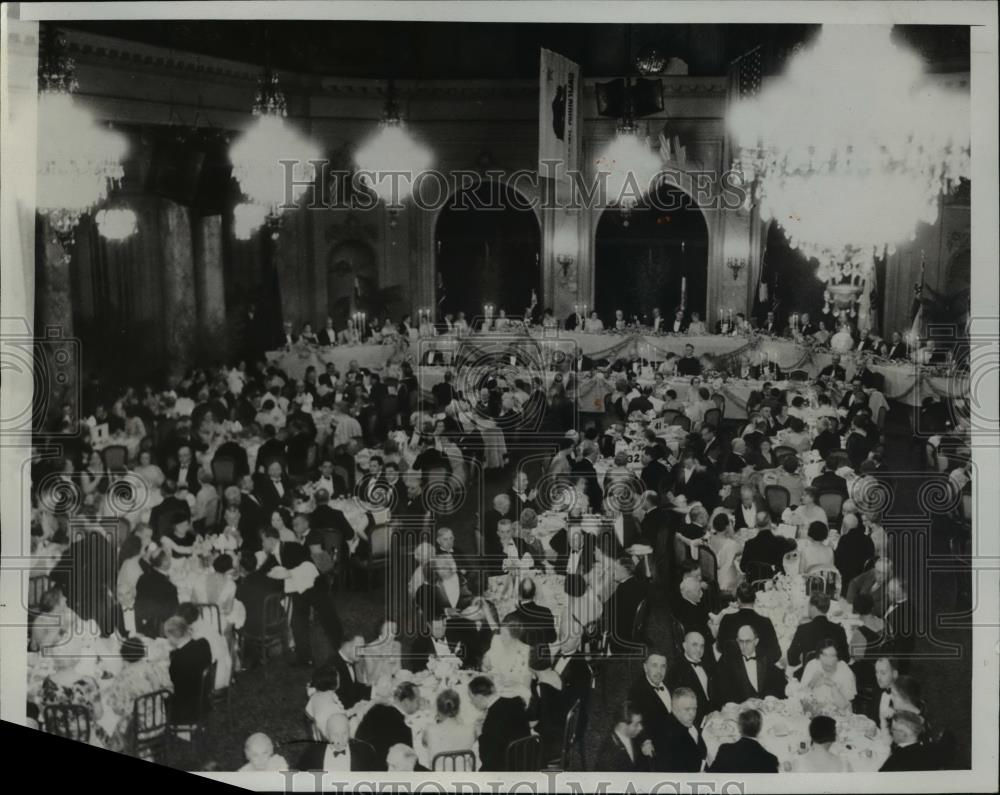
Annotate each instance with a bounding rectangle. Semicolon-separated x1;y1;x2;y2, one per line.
26;302;973;774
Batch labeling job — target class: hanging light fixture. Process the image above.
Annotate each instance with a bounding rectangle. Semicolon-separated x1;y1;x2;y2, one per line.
229;34;322;237
27;26;130;245
595;80;661;227
354;79;433;225
730;25;970;318
94;207;137;241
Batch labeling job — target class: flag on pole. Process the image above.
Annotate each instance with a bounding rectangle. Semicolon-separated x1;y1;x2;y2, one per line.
539;48;581;180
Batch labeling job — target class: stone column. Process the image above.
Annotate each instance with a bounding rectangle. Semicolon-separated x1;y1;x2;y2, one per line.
158;199;197;379
34;215;77;426
193;214;228;360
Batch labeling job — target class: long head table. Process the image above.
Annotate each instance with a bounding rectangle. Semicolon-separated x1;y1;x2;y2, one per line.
267;330;966;407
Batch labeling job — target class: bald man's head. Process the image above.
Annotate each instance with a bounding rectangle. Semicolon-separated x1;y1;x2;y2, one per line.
324;713;350;749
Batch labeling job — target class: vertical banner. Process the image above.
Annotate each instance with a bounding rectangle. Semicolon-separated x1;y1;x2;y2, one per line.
539;48;580;180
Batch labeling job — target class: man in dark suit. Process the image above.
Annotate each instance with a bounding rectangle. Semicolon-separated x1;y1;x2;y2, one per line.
234;551;283;643
255;424;288;475
469;675;532;772
669;310;688;335
627;653;673;764
506;471;538;520
639;491;670;554
739;514;793;577
509;578;556;653
431;372;457;410
483;493;513;558
659;688;708;772
570;443;604;515
410;617;465;672
757;311;782;336
255;459;293;514
787;593;851;668
640;446;672;494
671;452;720;511
676;344;701;376
699;425;728;472
354;682;420;770
716;625;786;704
818;353;847;382
881;578;916;665
731;486;767;531
708;709;779;772
149;480;192;541
879;710;934;771
666;632;716;728
834;514;876;596
165;443;201;496
671;567;716;663
134;550;179;639
595;701;653;771
332;636;372;709
165;617;213;725
602;557;648;653
296;712;378;771
564;310;583;331
885;331;908;361
812;458;850;497
716;583;782;662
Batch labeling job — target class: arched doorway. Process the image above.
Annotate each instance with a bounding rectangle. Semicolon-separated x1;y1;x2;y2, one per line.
435;182;541;320
594;184;708;323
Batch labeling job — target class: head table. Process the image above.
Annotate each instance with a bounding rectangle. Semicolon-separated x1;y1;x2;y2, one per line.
267;330;966;407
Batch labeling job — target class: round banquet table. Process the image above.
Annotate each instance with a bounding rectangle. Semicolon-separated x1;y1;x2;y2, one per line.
701;697;891;772
484;572;568;637
267;331;967;406
348;666;482;769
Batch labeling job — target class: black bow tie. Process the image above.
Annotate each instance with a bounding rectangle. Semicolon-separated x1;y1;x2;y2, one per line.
882;688;893;695
744;656;757;662
654;685;666;692
331;749;347;758
689;661;703;668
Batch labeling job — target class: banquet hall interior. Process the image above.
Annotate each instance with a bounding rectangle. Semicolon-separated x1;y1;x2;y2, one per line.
11;16;980;776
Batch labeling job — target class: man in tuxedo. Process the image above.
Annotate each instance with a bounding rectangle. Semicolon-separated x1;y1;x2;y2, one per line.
550;525;588;577
834;514;875;595
818;353;848;382
659;688;708;772
431;371;457;410
167;443;202;496
640;446;672;494
639;491;670;552
724;438;751;475
787;593;850;668
410;617;464;672
233;476;265;551
602;557;648;653
856;328;879;353
666;632;716;727
134;550;179;638
424;555;475;617
650;307;664;333
605;498;642;554
708;708;779;772
595;702;654;771
672;451;719;510
255;459;292;514
483;493;513;559
627;653;674;763
676;344;701;375
846;556;893;617
731;485;766;531
506;470;538;520
354;682;420;770
846;417;875;469
470;675;532;772
234;552;282;644
716;625;785;705
509;577;556;653
855;353;882;389
296;713;378;771
149;480;192;540
564;309;583;331
669;309;688;335
716;583;782;662
570;442;604;515
879;710;934;771
332;636;372;709
885;331;908;360
739;513;793;577
699;424;728;472
870;656;900;729
758;311;781;336
671;568;716;663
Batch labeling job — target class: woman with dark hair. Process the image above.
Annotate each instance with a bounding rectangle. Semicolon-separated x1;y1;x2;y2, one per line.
792;715;853;772
304;662;344;738
748;438;779;471
422;688;475;761
270;507;296;542
801;638;857;713
104;636;173;753
800;520;835;573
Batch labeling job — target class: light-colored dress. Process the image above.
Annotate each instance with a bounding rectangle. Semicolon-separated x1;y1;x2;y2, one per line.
482;637;532;696
799;540;835;573
801;659;857;707
424;717;476;761
305;689;345;735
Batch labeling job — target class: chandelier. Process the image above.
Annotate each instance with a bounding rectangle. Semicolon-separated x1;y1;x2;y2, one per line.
229;63;322;236
94;208;137;241
354;80;433;221
30;27;130;243
730;25;970;308
595;119;661;226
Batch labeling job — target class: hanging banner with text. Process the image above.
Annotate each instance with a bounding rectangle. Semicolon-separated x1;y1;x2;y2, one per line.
539;48;580;180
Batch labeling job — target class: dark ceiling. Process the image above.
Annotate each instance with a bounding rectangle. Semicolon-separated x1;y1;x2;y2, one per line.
59;21;970;78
